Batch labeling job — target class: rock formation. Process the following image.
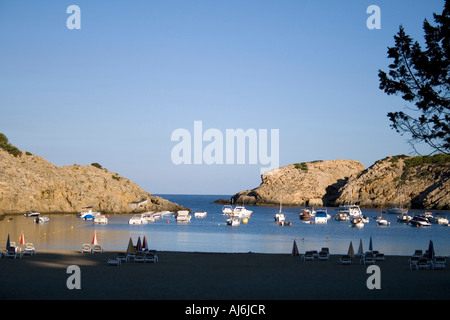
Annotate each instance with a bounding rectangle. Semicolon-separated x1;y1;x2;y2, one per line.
231;155;450;209
336;154;450;210
231;160;365;207
0;149;185;214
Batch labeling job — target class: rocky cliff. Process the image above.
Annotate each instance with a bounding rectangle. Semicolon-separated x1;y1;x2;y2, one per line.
231;159;365;207
336;154;450;210
0;148;185;214
231;155;450;209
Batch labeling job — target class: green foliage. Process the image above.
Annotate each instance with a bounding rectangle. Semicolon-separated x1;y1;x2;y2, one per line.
0;133;21;157
378;1;450;154
91;162;103;169
404;153;450;167
294;162;308;171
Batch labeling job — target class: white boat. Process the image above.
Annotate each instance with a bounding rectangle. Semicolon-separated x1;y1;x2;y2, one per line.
142;212;156;222
222;205;234;215
386;206;406;215
78;207;100;220
93;215;108;224
128;214;149;225
409;216;431;227
194;211;207;218
334;208;350;221
274;212;286;223
176;210;191;222
397;210;412;223
430;216;449;225
226;216;240;226
24;212;40;217
338;204;362;217
232;206;252;218
314;210;328;224
34;216;49;223
351;217;364;228
274;196;285;222
376;218;390;226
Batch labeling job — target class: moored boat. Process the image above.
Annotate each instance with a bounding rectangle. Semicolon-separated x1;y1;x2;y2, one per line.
194;211;207;218
176;210;192;223
129;214;149;225
226;216;240;226
351;216;364;228
314;209;328;224
408;215;431;227
222;205;233;215
78;207;100;220
93;215;108;224
232;206;252;218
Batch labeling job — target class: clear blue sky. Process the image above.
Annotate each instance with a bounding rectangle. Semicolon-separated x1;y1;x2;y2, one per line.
0;0;444;195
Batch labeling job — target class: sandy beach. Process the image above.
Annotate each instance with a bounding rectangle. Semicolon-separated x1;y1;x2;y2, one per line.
0;250;448;301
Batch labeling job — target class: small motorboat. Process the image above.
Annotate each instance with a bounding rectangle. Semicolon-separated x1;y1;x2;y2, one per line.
34;216;49;223
24;212;40;217
175;210;191;223
351;217;364;228
129;214;149;225
232;206;252;218
194;211;207;218
222;205;233;215
78;207;100;220
409;216;431;227
226;216;240;226
314;210;328;224
93;215;108;224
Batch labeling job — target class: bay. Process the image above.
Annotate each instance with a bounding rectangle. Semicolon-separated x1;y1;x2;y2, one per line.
1;194;449;256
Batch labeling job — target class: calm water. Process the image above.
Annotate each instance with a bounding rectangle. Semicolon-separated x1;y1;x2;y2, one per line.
1;194;449;256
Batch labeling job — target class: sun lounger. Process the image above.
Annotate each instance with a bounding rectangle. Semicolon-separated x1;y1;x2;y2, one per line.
361;253;376;265
4;247;18;259
144;252;158;263
23;243;36;255
339;255;352;265
117;252;128;263
318;250;329;261
432;257;446;270
409;256;420;270
107;258;121;266
81;244;92;253
416;258;432;270
134;252;145;263
303;251;315;261
92;244;103;254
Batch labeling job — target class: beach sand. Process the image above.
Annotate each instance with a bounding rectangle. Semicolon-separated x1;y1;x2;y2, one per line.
0;250;448;300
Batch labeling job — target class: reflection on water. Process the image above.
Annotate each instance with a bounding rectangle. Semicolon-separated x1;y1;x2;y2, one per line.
0;202;449;256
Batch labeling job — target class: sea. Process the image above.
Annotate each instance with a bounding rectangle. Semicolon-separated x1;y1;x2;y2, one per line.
1;194;449;256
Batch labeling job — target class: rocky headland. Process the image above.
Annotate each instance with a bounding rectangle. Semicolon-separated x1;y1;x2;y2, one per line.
229;155;450;210
0;141;185;214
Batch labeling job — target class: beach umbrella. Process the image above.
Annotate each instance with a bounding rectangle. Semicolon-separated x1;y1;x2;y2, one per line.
347;241;354;258
126;237;135;254
6;234;10;249
19;231;25;245
427;240;435;260
357;238;363;257
142;236;149;251
136;236;142;252
291;240;299;256
91;231;99;246
369;236;373;252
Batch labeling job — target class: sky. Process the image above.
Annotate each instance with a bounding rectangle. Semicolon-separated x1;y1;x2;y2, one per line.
0;0;445;195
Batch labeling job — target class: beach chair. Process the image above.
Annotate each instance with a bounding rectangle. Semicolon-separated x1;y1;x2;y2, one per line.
303;251;315;261
107;258;121;266
92;244;103;254
117;252;128;263
339;255;352;265
432;257;446;270
409;257;420;270
144;252;158;263
23;243;36;255
362;253;376;265
81;244;92;253
413;250;423;258
4;247;17;259
318;250;329;261
416;258;432;270
375;253;385;261
134;252;145;263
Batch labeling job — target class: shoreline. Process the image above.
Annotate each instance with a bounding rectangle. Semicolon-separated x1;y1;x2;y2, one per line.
1;249;449;300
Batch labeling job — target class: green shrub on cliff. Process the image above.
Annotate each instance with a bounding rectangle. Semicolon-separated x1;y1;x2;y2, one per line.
405;154;450;167
0;133;21;157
